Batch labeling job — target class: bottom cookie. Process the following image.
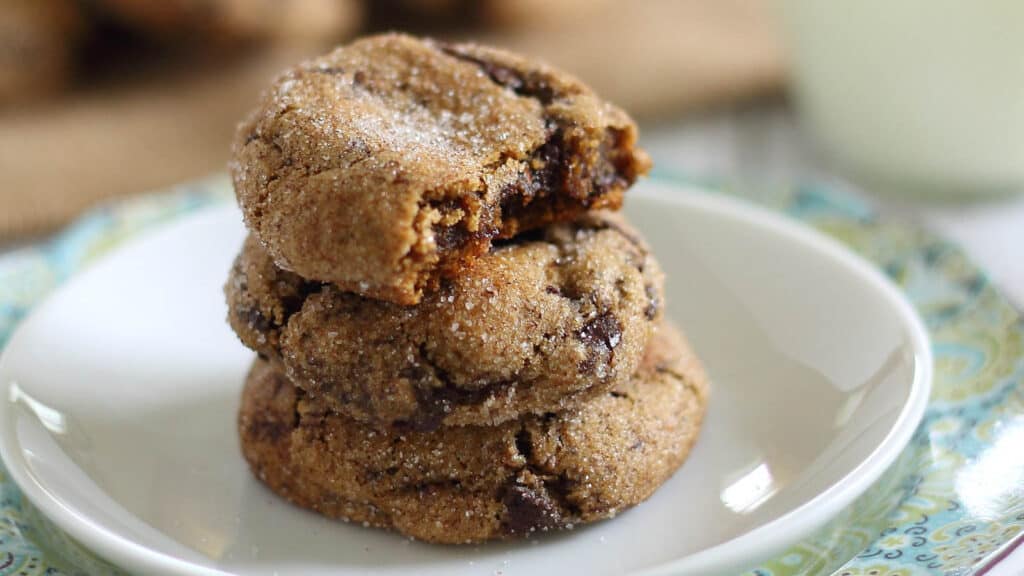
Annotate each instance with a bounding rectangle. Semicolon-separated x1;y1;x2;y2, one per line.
238;324;708;544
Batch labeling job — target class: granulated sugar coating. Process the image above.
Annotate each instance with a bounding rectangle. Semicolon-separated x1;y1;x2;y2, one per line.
226;211;664;430
230;33;651;305
238;324;708;544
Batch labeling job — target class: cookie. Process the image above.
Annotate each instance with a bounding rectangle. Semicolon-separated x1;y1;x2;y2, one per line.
226;211;664;430
238;323;708;543
366;0;484;31
366;0;603;31
96;0;362;43
482;0;611;30
231;33;651;304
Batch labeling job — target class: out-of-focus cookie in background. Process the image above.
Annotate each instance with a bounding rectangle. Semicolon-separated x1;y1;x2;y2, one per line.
0;0;784;240
0;0;84;105
365;0;611;31
95;0;363;43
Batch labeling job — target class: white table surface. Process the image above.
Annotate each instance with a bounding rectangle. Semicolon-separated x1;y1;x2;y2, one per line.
643;104;1024;575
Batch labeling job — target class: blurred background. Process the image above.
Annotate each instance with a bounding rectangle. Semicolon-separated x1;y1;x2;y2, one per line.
0;0;1022;308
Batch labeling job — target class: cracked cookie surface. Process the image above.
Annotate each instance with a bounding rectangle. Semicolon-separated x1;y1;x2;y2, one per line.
230;33;651;305
226;211;664;430
238;323;708;543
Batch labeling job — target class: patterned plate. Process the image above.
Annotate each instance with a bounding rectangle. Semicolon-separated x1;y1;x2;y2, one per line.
0;173;1020;576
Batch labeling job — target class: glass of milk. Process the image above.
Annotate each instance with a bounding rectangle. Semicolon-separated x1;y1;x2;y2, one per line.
782;1;1024;198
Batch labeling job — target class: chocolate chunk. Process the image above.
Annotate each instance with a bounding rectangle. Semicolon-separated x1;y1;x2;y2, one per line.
495;129;566;224
440;45;556;104
578;312;623;355
399;350;519;432
577;312;623;374
502;484;562;534
408;380;516;432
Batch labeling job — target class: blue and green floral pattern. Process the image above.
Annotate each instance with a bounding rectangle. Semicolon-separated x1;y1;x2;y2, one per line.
0;174;1020;575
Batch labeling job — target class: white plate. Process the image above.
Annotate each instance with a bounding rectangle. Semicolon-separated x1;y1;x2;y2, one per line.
0;180;931;576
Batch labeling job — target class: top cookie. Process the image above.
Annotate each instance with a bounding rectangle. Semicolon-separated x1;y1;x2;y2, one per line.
231;33;650;304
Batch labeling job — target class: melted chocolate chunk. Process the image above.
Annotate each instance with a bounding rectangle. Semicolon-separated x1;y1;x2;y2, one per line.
578;312;623;355
497;129;566;224
428;198;498;257
433;45;630;248
502;484;561;534
406;381;514;432
397;348;520;431
440;46;557;105
536;130;566;193
576;312;623;374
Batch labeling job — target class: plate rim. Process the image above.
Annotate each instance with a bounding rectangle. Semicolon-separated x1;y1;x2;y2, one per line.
633;181;933;575
0;179;933;576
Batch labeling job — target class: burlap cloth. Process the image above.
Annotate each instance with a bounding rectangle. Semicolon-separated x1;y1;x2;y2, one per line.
0;0;784;239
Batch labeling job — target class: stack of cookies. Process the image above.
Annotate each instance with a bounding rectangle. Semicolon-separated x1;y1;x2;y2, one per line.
225;33;709;544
